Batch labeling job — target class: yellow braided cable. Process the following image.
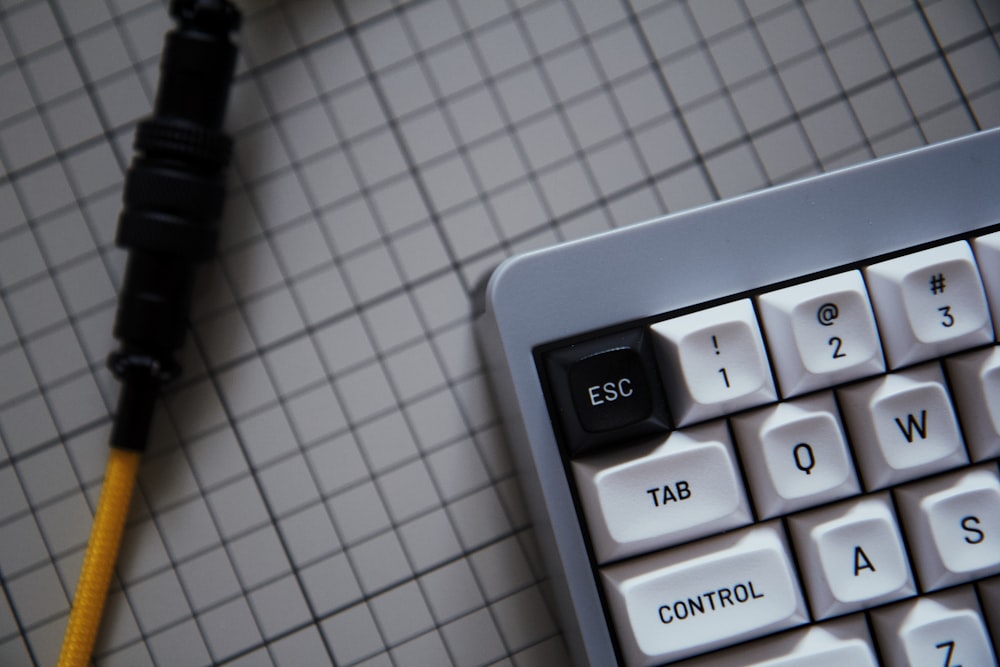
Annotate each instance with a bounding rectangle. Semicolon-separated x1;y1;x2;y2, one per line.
58;447;142;667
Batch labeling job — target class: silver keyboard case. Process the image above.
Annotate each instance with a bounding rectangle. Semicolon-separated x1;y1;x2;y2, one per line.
475;128;1000;666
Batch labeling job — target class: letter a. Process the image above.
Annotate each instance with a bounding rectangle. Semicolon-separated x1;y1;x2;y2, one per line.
853;546;876;576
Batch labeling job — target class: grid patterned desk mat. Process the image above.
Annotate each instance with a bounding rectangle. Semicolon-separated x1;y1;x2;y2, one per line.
1;0;998;665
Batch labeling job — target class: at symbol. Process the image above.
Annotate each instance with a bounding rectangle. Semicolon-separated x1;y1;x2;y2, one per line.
816;303;839;326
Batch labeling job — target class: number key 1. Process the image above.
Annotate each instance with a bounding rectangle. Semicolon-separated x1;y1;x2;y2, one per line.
650;299;776;426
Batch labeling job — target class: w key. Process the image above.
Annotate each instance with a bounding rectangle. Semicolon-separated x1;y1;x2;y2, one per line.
838;363;967;490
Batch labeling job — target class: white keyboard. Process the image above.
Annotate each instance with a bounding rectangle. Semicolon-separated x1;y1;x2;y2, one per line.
476;128;1000;667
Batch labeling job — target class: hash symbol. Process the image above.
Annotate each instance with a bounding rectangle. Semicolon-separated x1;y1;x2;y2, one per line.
929;273;946;295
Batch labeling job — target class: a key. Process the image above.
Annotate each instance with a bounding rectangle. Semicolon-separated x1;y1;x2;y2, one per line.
837;363;967;490
788;494;915;619
870;586;997;667
572;420;751;563
865;241;993;368
650;299;776;426
731;393;860;518
601;522;807;666
895;466;1000;591
945;345;1000;462
757;270;884;396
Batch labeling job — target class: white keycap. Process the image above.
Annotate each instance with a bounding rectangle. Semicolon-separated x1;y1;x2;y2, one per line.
974;231;1000;332
871;586;997;667
837;363;967;490
601;522;807;667
757;270;884;396
788;494;915;619
669;614;878;667
731;393;860;518
946;345;1000;461
572;421;751;563
650;299;776;425
895;466;1000;591
865;241;993;368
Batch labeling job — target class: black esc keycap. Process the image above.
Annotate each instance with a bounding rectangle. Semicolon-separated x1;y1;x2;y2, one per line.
545;328;670;454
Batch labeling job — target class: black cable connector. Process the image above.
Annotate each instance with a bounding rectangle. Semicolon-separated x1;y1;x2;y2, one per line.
108;0;241;451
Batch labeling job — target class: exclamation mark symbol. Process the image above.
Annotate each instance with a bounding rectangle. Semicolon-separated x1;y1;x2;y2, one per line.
712;335;720;355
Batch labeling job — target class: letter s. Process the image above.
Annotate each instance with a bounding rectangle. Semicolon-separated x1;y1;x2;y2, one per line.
603;381;618;402
961;516;985;545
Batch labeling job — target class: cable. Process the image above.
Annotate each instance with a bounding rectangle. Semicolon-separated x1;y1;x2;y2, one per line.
58;2;241;665
57;449;141;667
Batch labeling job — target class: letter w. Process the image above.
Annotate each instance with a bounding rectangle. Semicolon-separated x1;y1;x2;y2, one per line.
894;410;927;443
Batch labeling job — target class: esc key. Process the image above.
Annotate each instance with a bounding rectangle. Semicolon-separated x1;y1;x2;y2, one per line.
545;329;671;454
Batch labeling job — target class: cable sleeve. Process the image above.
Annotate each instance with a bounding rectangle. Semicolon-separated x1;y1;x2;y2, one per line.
57;447;142;667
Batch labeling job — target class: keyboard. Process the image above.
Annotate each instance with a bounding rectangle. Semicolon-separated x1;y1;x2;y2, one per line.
476;128;1000;667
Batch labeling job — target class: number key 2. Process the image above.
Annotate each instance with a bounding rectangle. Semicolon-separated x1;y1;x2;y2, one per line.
757;270;885;397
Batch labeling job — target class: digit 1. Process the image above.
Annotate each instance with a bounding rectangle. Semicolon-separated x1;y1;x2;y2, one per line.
719;367;730;388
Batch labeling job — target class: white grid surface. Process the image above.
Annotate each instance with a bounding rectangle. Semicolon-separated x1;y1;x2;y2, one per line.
1;0;999;665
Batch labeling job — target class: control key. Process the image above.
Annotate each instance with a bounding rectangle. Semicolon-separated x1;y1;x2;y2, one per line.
601;522;808;666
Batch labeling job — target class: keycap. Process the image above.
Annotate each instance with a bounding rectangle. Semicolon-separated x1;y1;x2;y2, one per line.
974;231;1000;331
837;363;967;490
668;614;878;667
757;270;884;396
865;241;994;368
895;466;1000;591
731;393;859;518
544;328;671;453
650;299;776;425
601;522;807;666
870;586;997;667
788;494;915;619
572;420;750;563
945;345;1000;461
